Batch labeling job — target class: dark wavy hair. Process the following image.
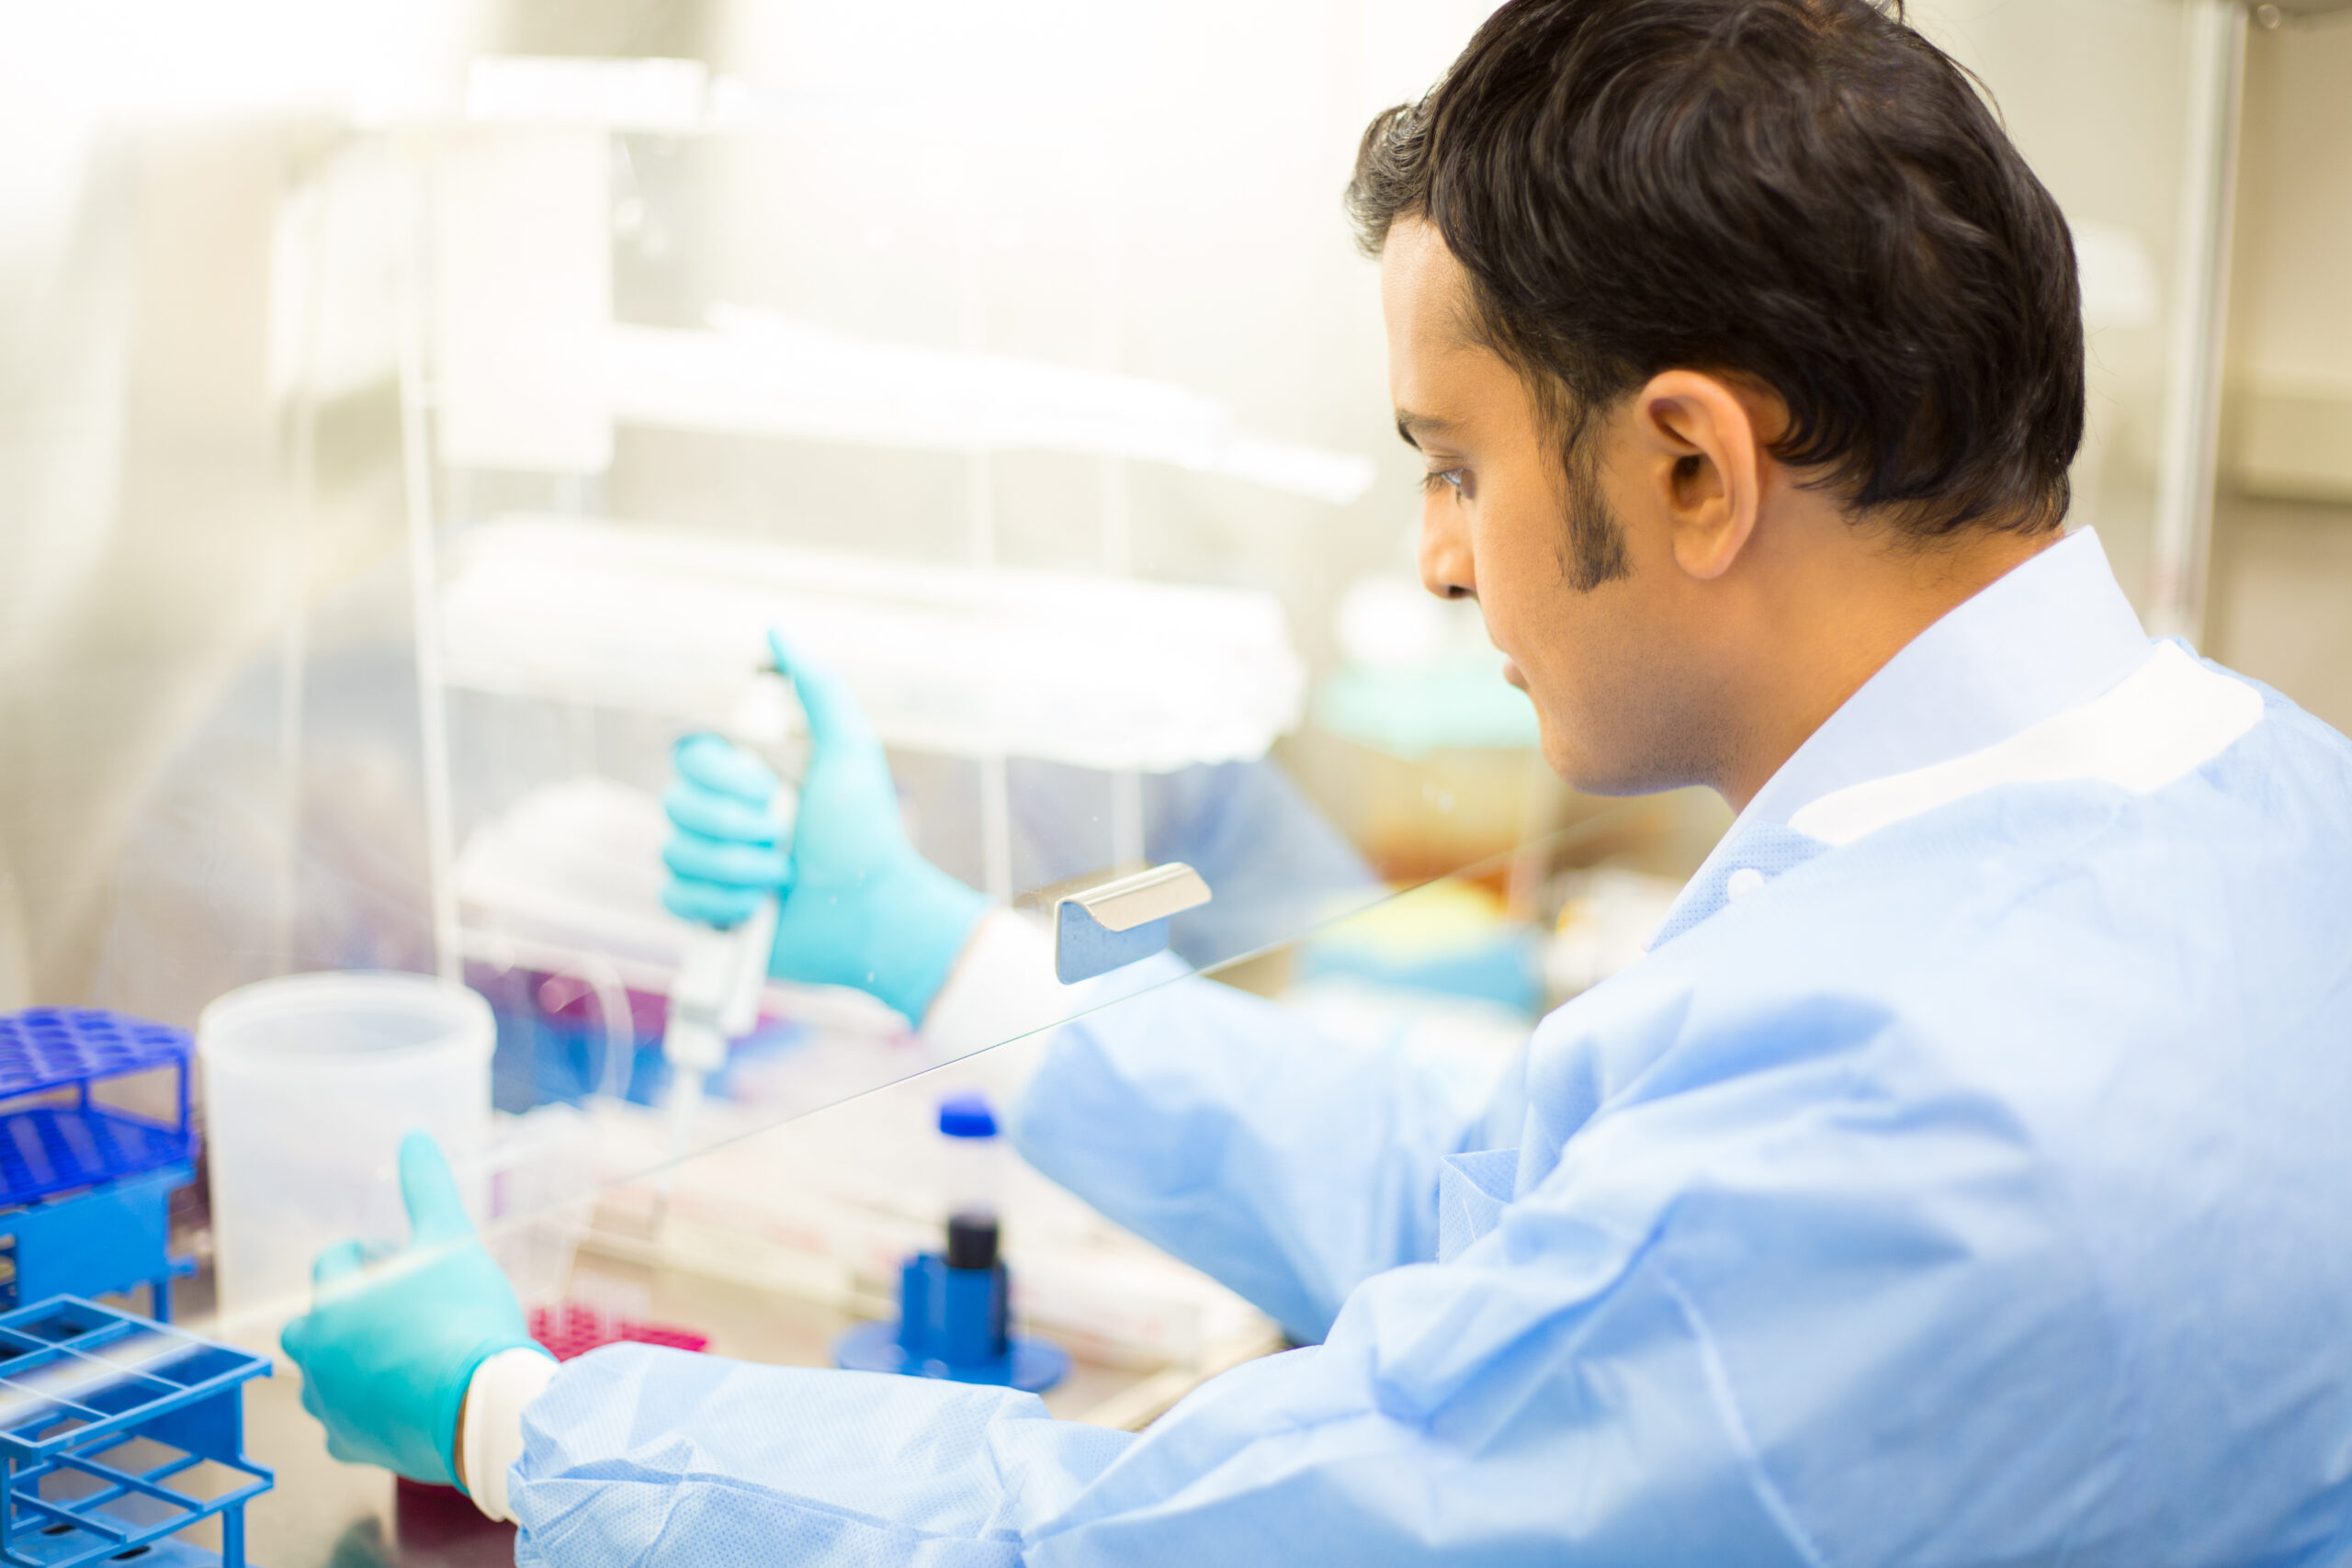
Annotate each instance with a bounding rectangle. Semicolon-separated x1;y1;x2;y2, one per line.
1348;0;2084;586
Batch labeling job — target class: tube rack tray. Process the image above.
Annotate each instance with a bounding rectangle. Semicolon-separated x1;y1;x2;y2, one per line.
0;1298;271;1568
0;1013;194;1209
527;1303;707;1361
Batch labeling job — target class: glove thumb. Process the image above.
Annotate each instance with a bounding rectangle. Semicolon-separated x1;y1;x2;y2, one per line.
399;1131;478;1248
768;630;873;756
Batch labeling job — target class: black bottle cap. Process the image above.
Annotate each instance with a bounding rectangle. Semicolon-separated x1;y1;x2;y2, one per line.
945;1211;1000;1271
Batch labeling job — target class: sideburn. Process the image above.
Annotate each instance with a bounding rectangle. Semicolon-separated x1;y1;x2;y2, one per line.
1556;436;1631;592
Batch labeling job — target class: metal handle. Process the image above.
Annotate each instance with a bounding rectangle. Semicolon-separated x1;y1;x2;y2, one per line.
1053;863;1211;984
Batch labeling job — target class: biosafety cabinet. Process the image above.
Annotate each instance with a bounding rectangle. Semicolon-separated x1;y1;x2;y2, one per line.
305;48;1600;1150
95;4;2296;1564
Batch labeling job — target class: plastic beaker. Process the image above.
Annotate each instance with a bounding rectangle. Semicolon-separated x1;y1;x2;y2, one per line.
198;971;494;1325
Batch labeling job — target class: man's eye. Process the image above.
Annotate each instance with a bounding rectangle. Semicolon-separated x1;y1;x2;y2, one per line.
1421;467;1469;496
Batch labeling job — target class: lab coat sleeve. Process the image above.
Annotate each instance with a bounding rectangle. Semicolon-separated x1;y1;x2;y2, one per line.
1007;975;1496;1345
505;1000;2116;1567
925;908;1485;1341
508;1243;1816;1568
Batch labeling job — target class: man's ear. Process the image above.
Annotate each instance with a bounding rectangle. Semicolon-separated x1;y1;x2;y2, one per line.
1631;371;1769;581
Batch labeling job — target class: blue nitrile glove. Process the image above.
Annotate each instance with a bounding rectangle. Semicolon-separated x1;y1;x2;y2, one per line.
278;1132;545;1488
662;630;989;1023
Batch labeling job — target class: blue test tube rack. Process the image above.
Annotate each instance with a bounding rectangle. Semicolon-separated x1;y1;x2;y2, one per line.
0;1010;198;1322
0;1296;273;1568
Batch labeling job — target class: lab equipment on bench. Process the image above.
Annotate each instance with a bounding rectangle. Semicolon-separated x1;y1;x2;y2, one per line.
0;1010;196;1321
198;974;492;1319
832;1095;1069;1393
0;1295;273;1568
567;1090;1273;1370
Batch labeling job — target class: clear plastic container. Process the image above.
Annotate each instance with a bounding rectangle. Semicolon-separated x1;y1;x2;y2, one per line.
198;972;494;1325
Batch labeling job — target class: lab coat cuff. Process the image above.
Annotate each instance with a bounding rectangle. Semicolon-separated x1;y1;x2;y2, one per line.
461;1347;559;1521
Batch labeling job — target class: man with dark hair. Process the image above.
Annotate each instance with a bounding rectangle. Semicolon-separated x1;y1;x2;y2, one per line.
284;2;2352;1562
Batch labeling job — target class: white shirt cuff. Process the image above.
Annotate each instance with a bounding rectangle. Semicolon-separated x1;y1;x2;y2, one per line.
923;908;1195;1059
460;1347;559;1521
921;909;1072;1056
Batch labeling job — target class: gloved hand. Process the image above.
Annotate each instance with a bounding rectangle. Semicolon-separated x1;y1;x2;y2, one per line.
662;630;989;1023
279;1133;545;1487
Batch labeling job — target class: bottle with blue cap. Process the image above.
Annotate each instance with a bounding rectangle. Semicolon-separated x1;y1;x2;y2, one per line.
831;1090;1068;1392
935;1090;1003;1234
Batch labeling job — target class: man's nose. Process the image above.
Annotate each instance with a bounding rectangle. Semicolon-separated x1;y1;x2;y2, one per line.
1419;507;1476;602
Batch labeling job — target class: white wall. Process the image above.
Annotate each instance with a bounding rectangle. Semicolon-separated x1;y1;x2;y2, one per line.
2211;15;2352;732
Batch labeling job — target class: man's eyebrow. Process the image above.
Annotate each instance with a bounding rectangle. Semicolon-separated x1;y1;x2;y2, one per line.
1394;410;1455;449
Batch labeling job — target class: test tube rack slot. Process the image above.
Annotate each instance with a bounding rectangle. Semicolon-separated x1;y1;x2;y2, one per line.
0;1298;272;1568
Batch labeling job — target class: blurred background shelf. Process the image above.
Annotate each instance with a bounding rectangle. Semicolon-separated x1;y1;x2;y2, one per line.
435;514;1308;771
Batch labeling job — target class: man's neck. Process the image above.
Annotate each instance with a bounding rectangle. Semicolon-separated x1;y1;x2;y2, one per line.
1713;527;2055;813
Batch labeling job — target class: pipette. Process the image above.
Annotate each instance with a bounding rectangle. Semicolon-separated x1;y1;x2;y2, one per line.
661;668;800;1187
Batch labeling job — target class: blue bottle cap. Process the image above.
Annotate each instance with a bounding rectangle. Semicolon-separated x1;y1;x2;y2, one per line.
937;1093;997;1139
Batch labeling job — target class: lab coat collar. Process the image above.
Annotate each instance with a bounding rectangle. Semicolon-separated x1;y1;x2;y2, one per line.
1741;526;2152;831
1650;527;2152;948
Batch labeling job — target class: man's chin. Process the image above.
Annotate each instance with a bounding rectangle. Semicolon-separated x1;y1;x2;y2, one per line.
1532;718;1682;799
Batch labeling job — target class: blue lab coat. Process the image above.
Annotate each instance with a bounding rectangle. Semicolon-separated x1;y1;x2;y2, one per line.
505;534;2352;1565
